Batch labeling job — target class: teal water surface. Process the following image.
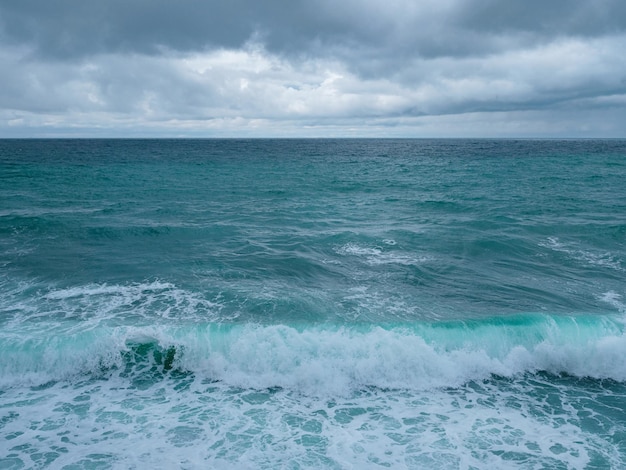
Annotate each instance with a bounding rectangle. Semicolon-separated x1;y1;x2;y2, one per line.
1;139;625;468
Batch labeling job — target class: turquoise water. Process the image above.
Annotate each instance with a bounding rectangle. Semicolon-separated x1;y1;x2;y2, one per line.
1;139;625;468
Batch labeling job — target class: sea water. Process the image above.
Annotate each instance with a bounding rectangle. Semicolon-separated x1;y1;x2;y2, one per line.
0;139;625;469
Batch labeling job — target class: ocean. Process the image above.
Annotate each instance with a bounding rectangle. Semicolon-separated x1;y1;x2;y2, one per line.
1;139;625;469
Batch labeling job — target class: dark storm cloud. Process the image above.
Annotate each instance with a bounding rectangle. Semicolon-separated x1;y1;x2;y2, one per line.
2;0;624;60
0;0;362;60
457;0;626;36
0;0;256;58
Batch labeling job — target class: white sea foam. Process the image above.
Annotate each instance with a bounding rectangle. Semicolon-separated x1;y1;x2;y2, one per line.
187;321;626;393
10;280;223;328
0;356;619;469
599;291;626;314
336;242;431;266
541;237;625;272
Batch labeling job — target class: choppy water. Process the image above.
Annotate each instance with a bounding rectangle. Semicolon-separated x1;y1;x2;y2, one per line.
1;139;625;469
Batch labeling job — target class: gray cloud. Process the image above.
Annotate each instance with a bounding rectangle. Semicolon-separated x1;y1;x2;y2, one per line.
457;0;626;36
0;0;625;136
3;0;624;59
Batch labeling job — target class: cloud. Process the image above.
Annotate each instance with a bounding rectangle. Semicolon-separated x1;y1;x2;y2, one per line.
0;0;625;136
3;0;622;60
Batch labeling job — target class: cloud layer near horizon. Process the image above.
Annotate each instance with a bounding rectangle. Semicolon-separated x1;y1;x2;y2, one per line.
1;0;626;137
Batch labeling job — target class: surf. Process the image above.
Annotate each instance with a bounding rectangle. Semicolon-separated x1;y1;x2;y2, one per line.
2;313;625;393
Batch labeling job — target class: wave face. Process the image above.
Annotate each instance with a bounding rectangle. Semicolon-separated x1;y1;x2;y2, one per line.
1;139;626;468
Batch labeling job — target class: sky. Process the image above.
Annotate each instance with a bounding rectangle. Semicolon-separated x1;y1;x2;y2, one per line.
1;0;626;138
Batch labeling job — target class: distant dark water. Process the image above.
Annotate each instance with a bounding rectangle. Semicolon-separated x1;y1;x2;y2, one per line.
1;139;625;468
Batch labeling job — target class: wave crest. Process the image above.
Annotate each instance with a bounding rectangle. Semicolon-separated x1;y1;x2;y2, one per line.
1;314;625;393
